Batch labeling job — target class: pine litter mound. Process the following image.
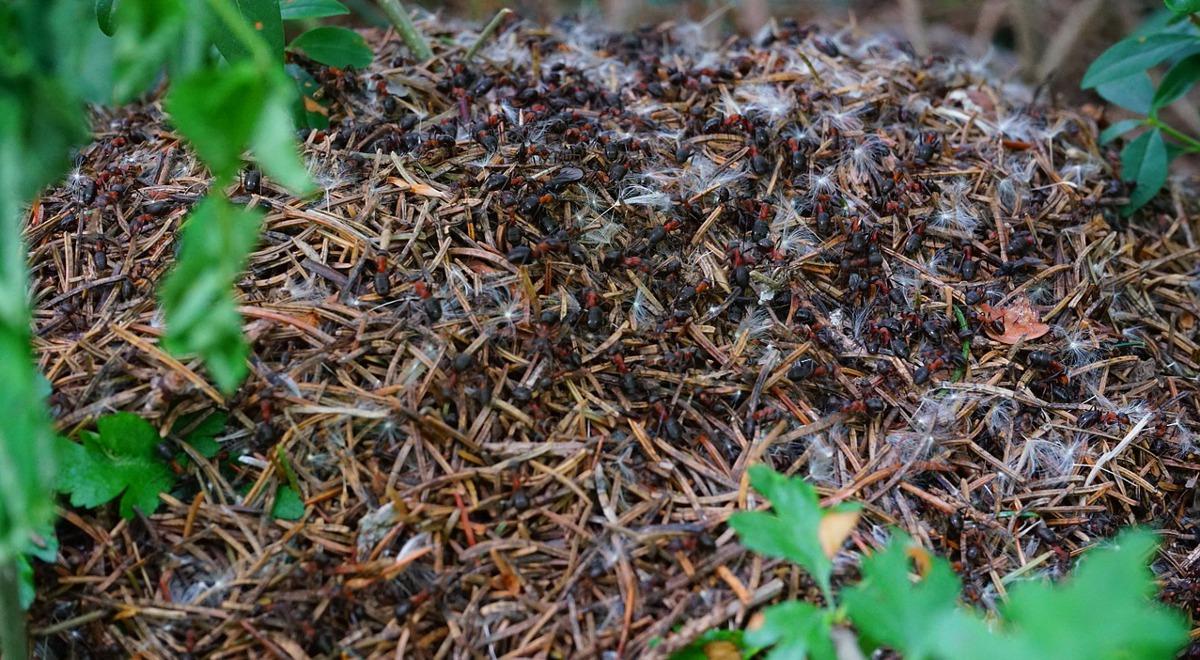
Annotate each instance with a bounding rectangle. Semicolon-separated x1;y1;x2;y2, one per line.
25;15;1200;658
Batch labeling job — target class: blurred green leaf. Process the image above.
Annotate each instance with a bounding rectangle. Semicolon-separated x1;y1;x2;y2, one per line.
212;0;284;64
1082;33;1197;89
0;2;88;567
1120;128;1169;214
1100;119;1144;144
252;83;316;194
1166;0;1200;14
289;26;373;68
669;629;754;660
160;196;263;394
1152;52;1200;110
280;0;349;20
56;413;176;519
111;0;188;102
744;601;835;660
1000;530;1189;659
1096;73;1155;114
166;62;269;183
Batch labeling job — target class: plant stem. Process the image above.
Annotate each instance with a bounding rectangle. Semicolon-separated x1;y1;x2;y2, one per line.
465;8;512;62
1148;117;1200;153
378;0;433;61
0;562;27;660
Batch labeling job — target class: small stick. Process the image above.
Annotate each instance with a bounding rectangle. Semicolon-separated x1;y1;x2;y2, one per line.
378;0;433;61
465;8;513;63
1083;414;1152;489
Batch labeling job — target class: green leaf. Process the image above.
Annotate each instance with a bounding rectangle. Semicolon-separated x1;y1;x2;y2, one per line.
1082;33;1197;89
728;466;859;598
999;529;1189;660
56;414;176;519
271;485;305;520
165;62;268;183
280;0;349;20
0;11;88;560
252;83;316;195
1120;128;1169;214
212;0;284;64
95;0;117;36
159;196;263;394
842;534;976;659
289;26;374;68
1096;73;1155;114
1100;119;1144;144
179;412;226;462
744;601;836;660
286;63;330;129
1166;0;1200;13
110;0;188;102
1153;52;1200;110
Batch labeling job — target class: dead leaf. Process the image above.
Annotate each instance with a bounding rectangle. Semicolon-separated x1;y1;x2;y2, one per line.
906;545;933;577
702;641;743;660
985;296;1050;344
819;510;861;558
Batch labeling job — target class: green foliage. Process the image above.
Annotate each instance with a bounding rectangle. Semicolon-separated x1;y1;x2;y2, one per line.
1083;1;1200;214
729;465;860;600
271;485;305;520
159;197;264;394
289;25;374;68
0;2;89;583
678;467;1189;660
56;413;176;519
280;0;350;20
671;630;756;660
211;0;284;64
743;602;836;660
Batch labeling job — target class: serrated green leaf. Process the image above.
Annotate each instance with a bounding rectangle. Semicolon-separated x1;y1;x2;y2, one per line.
56;415;178;519
1153;52;1200;110
271;484;305;520
1082;33;1197;89
1096;73;1155;114
1120;128;1168;214
289;26;373;68
1100;119;1144;144
160;195;263;394
842;534;967;659
729;466;859;598
280;0;349;20
999;529;1189;660
165;62;268;183
1166;0;1200;13
212;0;284;64
744;601;836;660
252;84;316;195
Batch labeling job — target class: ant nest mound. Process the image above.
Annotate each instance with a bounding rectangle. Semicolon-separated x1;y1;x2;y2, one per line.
29;16;1200;657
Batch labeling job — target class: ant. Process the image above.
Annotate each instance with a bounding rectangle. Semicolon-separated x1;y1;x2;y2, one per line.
1027;350;1068;384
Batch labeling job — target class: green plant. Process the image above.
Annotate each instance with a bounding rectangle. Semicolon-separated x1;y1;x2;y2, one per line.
0;0;364;652
673;466;1189;660
56;411;224;520
1084;1;1200;214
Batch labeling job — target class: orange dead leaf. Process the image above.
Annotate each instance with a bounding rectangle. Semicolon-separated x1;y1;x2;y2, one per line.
702;641;743;660
985;296;1050;344
906;545;933;577
819;509;860;558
